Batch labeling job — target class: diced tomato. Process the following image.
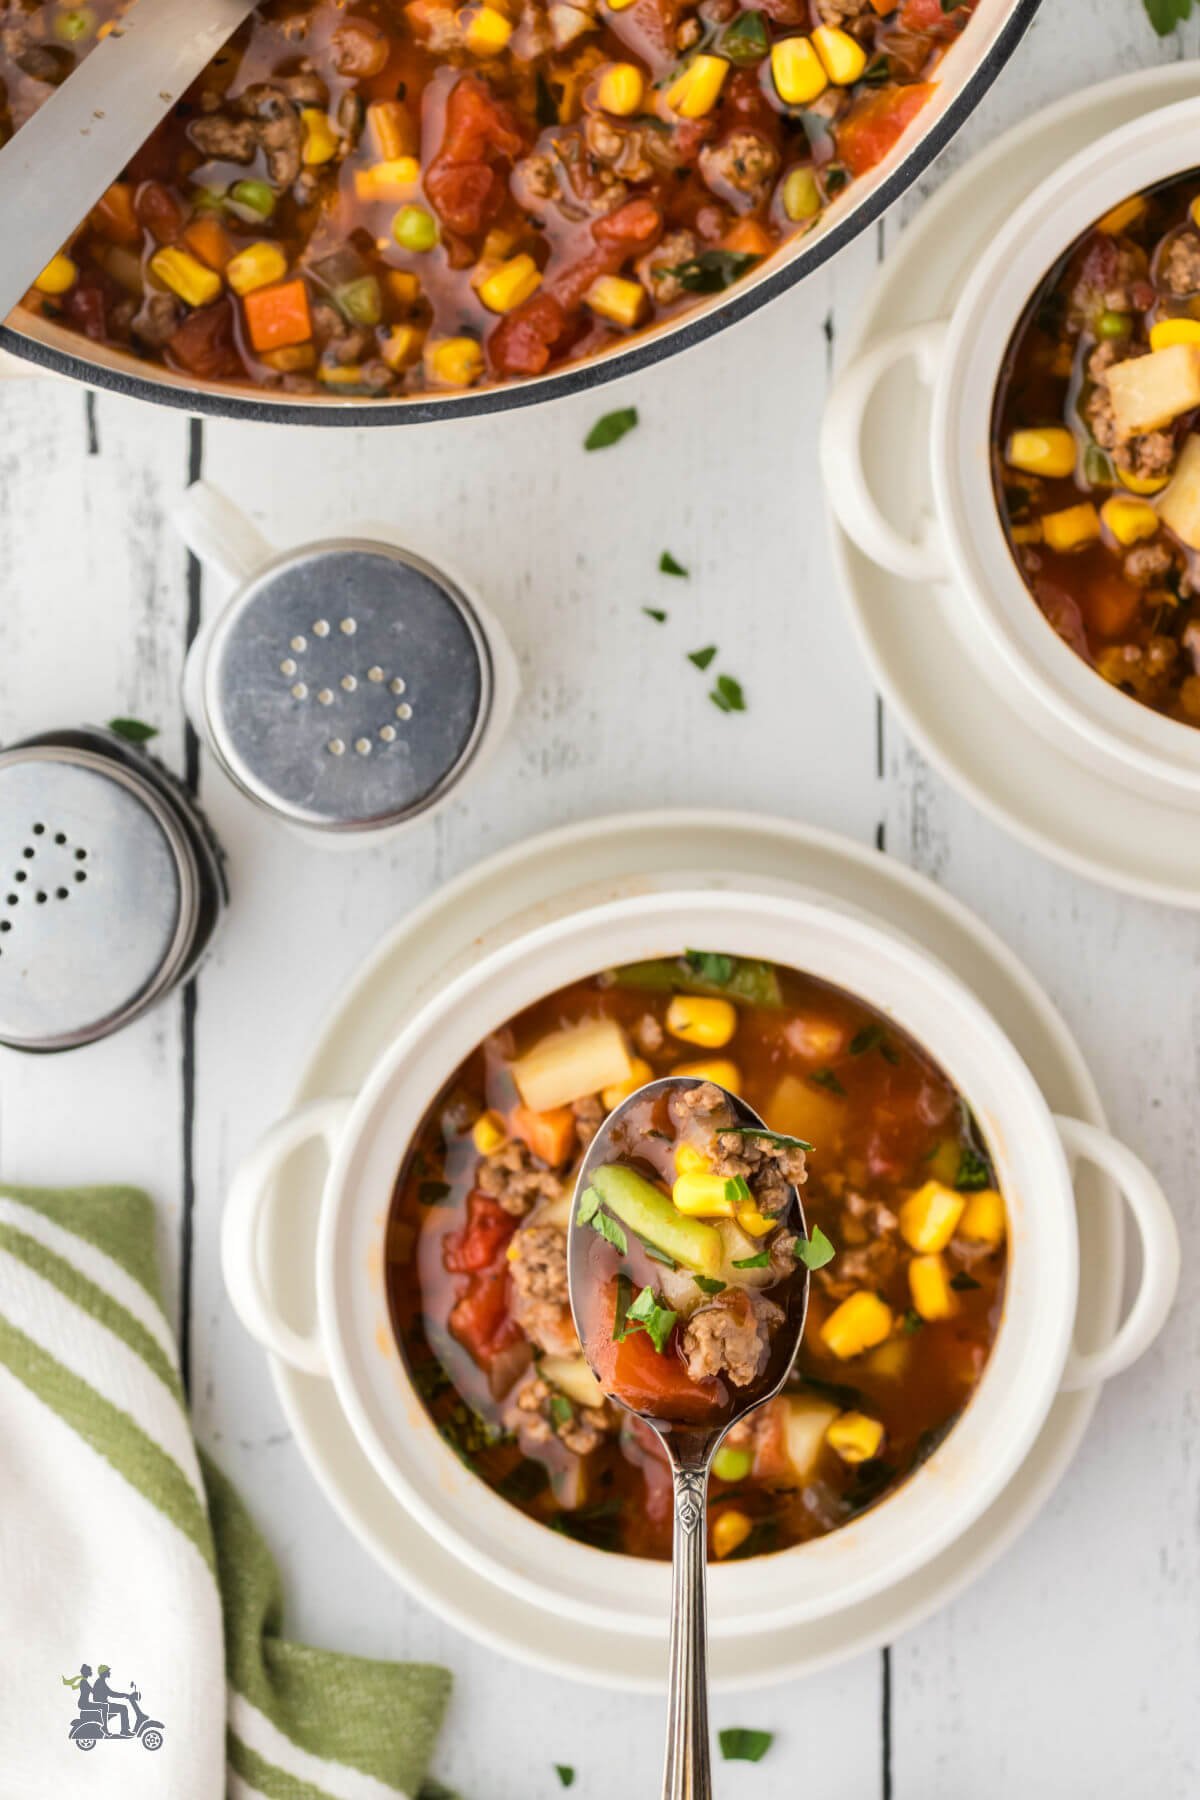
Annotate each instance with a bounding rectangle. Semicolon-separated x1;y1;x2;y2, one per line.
425;75;526;237
587;1279;719;1423
443;1190;517;1274
449;1266;523;1364
898;0;977;29
65;284;108;342
135;179;185;245
487;292;568;378
836;83;935;178
90;182;140;247
167;301;241;380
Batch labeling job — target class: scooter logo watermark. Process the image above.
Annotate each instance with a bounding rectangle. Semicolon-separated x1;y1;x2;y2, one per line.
62;1664;166;1754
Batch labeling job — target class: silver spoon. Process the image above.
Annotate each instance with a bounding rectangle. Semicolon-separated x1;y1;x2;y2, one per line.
0;0;256;328
567;1076;810;1800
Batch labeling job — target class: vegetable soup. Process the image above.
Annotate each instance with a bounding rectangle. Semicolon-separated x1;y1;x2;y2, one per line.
385;950;1008;1562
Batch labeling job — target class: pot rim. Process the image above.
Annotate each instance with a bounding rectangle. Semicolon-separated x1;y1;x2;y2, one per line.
311;885;1079;1636
931;96;1200;792
0;0;1040;427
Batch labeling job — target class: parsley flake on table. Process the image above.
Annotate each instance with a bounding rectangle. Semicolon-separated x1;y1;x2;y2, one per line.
794;1224;835;1270
688;645;717;670
660;550;689;577
719;1727;774;1763
584;406;638;449
554;1765;576;1788
108;716;159;743
643;607;668;622
709;673;746;713
1143;0;1192;29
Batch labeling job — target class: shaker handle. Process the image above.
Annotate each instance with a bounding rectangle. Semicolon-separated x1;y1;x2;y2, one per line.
1055;1115;1180;1392
221;1097;352;1376
174;479;273;586
819;320;950;584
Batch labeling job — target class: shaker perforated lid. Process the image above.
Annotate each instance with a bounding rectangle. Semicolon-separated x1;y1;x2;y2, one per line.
201;539;493;832
0;742;207;1052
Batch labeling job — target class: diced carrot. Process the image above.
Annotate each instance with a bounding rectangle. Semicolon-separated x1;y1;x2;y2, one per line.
184;216;234;271
510;1103;577;1169
836;83;935;178
90;181;140;246
242;278;313;352
1082;567;1141;638
723;218;773;259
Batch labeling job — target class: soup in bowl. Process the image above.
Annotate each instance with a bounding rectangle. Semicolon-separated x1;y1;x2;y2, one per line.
223;888;1177;1636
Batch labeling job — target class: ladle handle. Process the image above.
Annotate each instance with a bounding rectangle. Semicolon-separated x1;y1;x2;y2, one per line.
662;1466;712;1800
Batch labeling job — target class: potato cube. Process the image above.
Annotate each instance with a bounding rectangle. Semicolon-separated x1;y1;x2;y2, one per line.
511;1018;632;1112
1156;433;1200;550
826;1410;885;1463
908;1253;956;1320
1105;343;1200;437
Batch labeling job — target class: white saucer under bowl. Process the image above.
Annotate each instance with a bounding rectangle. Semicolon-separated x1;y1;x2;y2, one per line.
256;809;1123;1692
827;64;1200;909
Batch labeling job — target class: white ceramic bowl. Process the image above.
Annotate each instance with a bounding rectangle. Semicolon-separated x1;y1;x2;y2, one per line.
820;97;1200;808
222;888;1178;1638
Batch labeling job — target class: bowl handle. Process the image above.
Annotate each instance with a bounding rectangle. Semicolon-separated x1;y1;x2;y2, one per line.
221;1097;353;1376
1054;1114;1180;1392
819;320;950;584
173;479;273;587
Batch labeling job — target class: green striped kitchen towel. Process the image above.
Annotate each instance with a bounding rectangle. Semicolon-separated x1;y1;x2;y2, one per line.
0;1182;455;1800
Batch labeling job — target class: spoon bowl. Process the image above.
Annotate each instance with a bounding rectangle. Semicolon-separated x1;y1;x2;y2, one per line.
566;1076;810;1800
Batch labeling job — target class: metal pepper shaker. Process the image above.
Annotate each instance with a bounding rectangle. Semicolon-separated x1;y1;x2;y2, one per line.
0;725;226;1053
176;483;519;846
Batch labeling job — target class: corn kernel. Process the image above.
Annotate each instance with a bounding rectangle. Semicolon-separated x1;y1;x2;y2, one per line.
898;1181;965;1254
1101;495;1160;546
1117;465;1171;496
909;1253;956;1321
674;1142;711;1177
460;4;513;53
1009;521;1044;545
666;995;737;1049
584;274;647;330
226;241;289;297
1150;317;1200;350
381;324;425;371
866;1335;910;1379
606;0;637;11
673;1172;739;1218
665;53;729;119
811;23;866;83
601;1056;653;1111
261;344;316;373
736;1204;776;1238
301;107;339;165
959;1187;1006;1248
596;61;645;114
1005;427;1076;480
368;99;415;160
472;1109;509;1154
318;363;367;387
354;157;423;202
826;1410;885;1463
1040;501;1101;553
821;1291;893;1360
426;336;485;388
712;1445;752;1483
1098;195;1147;235
782;166;821;223
770;37;827;106
34;252;78;296
673;1058;741;1094
712;1509;753;1559
477;253;542;314
150;247;223;308
386;270;423;309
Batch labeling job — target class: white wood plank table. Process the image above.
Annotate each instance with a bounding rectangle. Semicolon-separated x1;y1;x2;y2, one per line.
1;7;1197;1795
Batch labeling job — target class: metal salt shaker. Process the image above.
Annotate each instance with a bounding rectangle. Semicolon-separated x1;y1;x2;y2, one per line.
176;483;519;846
0;725;226;1053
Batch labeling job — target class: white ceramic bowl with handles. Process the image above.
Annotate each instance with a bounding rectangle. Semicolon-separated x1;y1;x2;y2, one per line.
222;888;1178;1637
820;98;1200;808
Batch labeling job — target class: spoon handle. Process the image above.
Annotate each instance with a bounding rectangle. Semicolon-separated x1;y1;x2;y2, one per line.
661;1465;712;1800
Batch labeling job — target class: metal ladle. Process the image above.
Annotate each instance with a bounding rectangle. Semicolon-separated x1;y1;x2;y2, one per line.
567;1076;811;1800
0;0;256;327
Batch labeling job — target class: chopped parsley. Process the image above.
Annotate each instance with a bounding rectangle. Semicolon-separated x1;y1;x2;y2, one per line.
709;673;746;713
723;1175;752;1204
902;1307;924;1335
850;1024;884;1055
955;1145;991;1191
108;716;159;743
417;1180;452;1207
660;550;689;577
693;1274;726;1295
554;1766;576;1788
643;607;668;622
584;406;638;450
624;1284;678;1353
636;1233;678;1269
1144;0;1193;28
576;1186;600;1226
688;644;717;670
726;1126;814;1152
658;249;760;293
549;1393;574;1427
793;1224;835;1270
592;1208;628;1255
718;8;769;61
950;1270;981;1292
685;948;734;984
732;1249;771;1270
809;1068;846;1096
719;1728;774;1763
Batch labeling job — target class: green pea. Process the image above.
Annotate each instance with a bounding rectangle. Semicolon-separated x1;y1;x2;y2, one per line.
55;6;97;41
712;1445;753;1484
337;275;383;327
392;205;438;253
1096;309;1132;340
228;179;277;223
